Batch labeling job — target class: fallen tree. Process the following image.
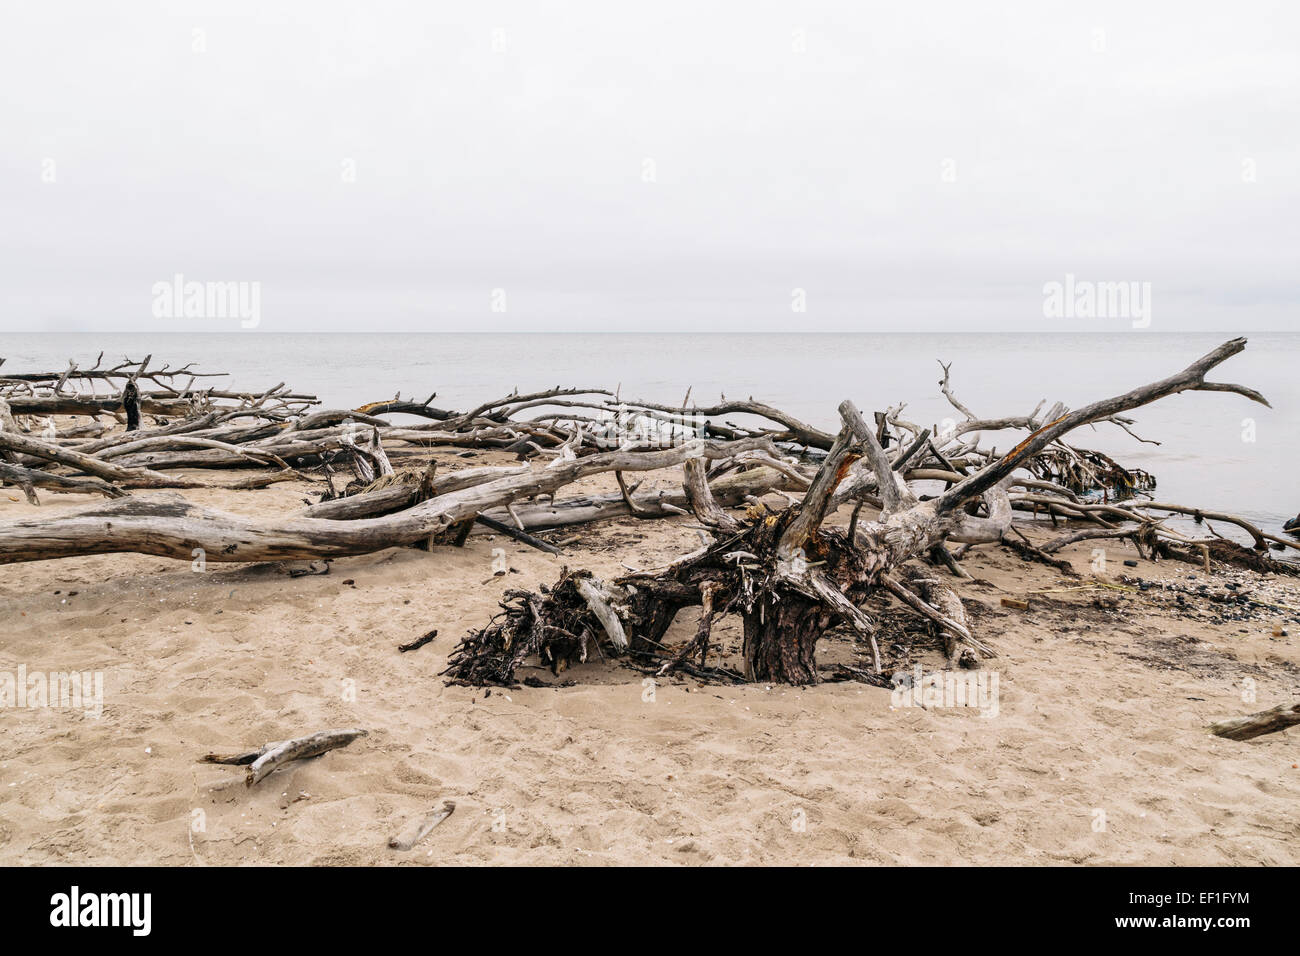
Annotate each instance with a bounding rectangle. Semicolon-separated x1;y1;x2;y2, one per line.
444;337;1273;684
0;437;782;563
2;338;1293;688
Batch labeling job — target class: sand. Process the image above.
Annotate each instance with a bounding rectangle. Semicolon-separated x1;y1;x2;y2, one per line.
2;448;1299;866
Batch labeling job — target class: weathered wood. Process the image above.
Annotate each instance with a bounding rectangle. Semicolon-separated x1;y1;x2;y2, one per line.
122;380;141;431
682;457;740;534
245;728;368;786
473;514;561;554
299;465;527;520
479;464;794;530
0;438;776;564
839;400;909;512
355;398;455;420
1209;701;1300;741
2;339;1281;693
575;577;629;653
1;395;195;417
937;337;1266;513
0;398;38;504
776;424;856;562
444;338;1267;687
0;462;127;499
388;800;456;850
398;629;437;652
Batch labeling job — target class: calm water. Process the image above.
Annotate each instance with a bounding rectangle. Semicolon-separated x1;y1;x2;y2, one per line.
3;332;1297;538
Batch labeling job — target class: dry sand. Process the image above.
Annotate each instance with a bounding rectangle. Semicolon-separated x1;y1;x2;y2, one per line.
2;448;1298;865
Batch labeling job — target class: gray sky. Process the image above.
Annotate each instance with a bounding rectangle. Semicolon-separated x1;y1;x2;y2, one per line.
2;0;1297;332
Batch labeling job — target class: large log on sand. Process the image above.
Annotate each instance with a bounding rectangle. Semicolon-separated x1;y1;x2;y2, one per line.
1209;701;1300;741
0;438;777;564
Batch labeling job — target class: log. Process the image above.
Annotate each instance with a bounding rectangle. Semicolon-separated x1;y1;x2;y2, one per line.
0;437;777;564
1209;701;1300;741
245;728;368;786
355;399;455;420
474;514;561;554
0;462;128;499
0;430;300;492
477;464;795;530
398;629;438;652
299;465;528;520
1;395;195;417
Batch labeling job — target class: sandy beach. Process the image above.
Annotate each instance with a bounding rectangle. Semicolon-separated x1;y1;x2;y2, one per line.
3;445;1297;866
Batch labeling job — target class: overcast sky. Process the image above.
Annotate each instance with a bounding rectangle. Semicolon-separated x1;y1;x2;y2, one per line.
2;1;1297;333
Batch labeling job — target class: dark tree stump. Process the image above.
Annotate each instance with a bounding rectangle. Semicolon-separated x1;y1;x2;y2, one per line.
122;381;141;432
742;598;827;684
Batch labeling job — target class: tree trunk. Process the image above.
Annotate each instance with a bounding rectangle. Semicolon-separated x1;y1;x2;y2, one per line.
743;598;827;684
122;381;141;432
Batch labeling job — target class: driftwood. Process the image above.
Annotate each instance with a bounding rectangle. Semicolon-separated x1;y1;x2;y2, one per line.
0;461;126;499
200;729;368;782
474;514;561;554
1209;701;1300;741
398;629;438;652
0;438;776;563
444;338;1274;685
3;340;1293;691
2;395;200;417
0;398;39;504
388;800;456;850
122;380;141;431
200;728;370;786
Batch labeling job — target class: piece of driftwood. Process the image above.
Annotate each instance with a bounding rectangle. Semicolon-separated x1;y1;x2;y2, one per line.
299;465;527;519
388;800;456;850
2;394;199;417
474;513;561;554
477;464;798;530
200;728;368;773
245;728;367;786
0;461;127;500
0;429;300;492
1209;701;1300;741
198;728;368;784
398;629;437;652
